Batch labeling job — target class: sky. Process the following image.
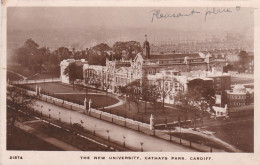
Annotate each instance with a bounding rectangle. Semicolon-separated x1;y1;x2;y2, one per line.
7;7;253;34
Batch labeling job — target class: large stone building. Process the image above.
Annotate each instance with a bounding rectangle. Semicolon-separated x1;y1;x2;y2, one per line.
61;36;232;105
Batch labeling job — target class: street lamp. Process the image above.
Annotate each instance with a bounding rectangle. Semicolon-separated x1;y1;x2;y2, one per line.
48;109;51;118
140;142;144;152
123;135;126;148
178;116;182;144
41;105;43;116
107;130;110;141
94;124;96;136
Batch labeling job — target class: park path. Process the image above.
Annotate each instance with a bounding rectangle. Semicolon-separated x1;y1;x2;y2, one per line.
33;100;196;152
15;121;81;151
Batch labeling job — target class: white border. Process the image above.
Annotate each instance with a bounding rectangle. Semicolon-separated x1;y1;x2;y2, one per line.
1;1;260;165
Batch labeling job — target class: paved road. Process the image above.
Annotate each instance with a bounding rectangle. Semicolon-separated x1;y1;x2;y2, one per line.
33;100;196;152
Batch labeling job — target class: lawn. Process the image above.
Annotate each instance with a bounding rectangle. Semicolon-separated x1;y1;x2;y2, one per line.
169;132;225;151
7;127;63;151
7;64;36;77
23;83;119;108
21;82;187;124
202;116;254;152
25;82;98;94
27;73;60;80
7;63;60;80
7;71;23;81
231;77;254;85
56;93;119;108
108;97;188;124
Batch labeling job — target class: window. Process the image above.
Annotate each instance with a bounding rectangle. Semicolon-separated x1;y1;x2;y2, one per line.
216;78;221;83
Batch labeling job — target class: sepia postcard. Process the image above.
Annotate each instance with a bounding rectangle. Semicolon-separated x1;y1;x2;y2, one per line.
1;0;260;165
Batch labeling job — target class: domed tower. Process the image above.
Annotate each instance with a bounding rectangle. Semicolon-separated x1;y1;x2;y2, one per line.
143;34;150;59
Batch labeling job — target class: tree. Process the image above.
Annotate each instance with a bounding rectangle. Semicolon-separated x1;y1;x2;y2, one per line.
192;85;216;126
147;84;160;111
176;83;216;128
55;47;72;61
7;86;36;127
237;50;249;72
15;38;40;69
174;91;192;123
141;79;150;114
156;78;170;113
132;81;142;113
63;63;77;88
125;83;134;111
112;41;142;60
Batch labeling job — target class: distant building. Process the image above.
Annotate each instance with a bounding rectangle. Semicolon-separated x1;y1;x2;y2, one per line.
221;84;254;108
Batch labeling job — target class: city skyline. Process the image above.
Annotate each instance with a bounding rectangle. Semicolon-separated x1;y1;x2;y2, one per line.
7;7;253;51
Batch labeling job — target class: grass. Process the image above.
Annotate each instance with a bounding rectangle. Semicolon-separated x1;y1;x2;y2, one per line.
25;82;98;94
23;83;119;108
7;71;23;81
169;132;224;150
203;116;254;152
7;63;60;80
109;97;189;124
27;73;60;80
231;77;254;85
7;64;36;77
56;93;119;108
21;82;188;124
7;127;63;151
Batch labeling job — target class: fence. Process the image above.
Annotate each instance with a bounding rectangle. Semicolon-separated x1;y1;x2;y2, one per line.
9;78;61;85
27;89;153;133
8;105;128;151
17;86;229;152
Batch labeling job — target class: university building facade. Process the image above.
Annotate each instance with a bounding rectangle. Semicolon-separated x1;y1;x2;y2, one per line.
79;36;229;104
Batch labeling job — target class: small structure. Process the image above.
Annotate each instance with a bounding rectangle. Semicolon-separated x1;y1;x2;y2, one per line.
84;98;87;113
35;85;38;95
38;86;41;95
150;114;154;130
213;104;228;117
88;99;92;114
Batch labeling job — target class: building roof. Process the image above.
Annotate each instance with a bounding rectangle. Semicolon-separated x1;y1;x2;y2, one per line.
149;53;201;60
